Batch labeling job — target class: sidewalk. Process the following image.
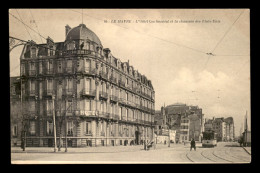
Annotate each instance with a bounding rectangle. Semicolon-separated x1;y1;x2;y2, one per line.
11;143;187;154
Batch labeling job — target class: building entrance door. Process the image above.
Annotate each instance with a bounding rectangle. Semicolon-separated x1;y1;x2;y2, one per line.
48;139;53;147
135;131;139;145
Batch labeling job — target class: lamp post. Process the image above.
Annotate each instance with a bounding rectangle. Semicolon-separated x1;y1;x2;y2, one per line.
65;99;68;152
52;95;57;152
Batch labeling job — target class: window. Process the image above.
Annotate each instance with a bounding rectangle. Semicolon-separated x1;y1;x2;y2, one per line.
67;60;72;72
84;78;90;93
49;60;53;71
47;79;53;91
67;101;72;113
50;46;54;56
119;107;122;120
31;48;36;58
67;121;73;135
21;63;25;75
86;121;91;134
39;62;42;74
30;62;35;74
58;61;62;73
67;78;73;92
47;99;52;114
84;100;91;111
12;124;17;136
30;80;35;94
30;121;36;135
46;121;53;135
85;59;90;72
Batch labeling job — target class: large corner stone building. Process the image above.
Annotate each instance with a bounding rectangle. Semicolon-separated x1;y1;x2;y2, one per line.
11;24;155;147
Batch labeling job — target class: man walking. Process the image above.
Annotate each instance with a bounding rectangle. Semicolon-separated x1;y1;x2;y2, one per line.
190;138;196;151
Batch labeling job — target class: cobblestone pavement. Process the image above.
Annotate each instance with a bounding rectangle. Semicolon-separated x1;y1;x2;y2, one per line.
11;142;251;164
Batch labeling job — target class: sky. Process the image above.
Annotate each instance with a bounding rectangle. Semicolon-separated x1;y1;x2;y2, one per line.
9;9;250;136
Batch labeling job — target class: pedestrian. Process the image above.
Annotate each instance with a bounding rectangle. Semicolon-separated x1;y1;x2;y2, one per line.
190;138;196;151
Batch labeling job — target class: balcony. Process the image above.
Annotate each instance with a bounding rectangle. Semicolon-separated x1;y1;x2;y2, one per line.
81;89;96;97
46;110;53;116
28;110;36;117
62;49;92;55
114;114;120;120
45;68;54;75
66;67;73;73
29;90;35;96
98;111;107;118
132;87;138;93
91;69;98;75
75;110;97;117
63;89;73;96
99;91;108;100
118;80;126;87
126;85;132;91
100;131;105;136
110;95;118;102
109;76;117;84
85;131;92;136
118;98;126;105
100;71;108;79
81;67;90;74
45;89;54;96
29;70;36;76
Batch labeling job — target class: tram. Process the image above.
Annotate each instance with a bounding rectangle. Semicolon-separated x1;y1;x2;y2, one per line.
202;130;217;148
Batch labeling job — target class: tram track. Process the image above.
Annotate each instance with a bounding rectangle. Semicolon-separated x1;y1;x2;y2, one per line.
200;150;216;162
185;152;194;162
226;147;250;162
212;149;233;163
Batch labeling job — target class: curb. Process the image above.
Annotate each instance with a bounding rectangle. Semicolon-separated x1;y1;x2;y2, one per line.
242;147;251;155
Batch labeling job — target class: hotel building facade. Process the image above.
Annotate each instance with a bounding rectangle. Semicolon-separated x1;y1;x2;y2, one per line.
11;24;155;147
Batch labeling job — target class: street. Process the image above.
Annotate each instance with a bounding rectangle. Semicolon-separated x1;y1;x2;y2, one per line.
11;142;251;164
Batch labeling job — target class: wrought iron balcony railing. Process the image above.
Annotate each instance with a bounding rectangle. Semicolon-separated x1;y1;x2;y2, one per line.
118;98;126;104
110;95;118;102
29;70;36;76
81;89;96;97
45;68;54;75
118;80;126;87
45;89;54;96
66;67;73;73
99;91;108;99
75;110;97;117
29;90;35;96
109;76;117;83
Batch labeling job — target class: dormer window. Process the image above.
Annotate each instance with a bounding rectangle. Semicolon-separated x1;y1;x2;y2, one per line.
31;48;36;58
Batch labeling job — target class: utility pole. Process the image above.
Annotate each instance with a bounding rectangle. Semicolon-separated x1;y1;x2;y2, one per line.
52;95;57;152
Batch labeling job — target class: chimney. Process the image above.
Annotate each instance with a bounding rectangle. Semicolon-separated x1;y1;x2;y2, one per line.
65;25;71;37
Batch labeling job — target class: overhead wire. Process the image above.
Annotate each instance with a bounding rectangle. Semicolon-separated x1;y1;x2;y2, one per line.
203;9;246;70
15;9;33;41
9;11;47;41
69;9;207;55
29;9;44;44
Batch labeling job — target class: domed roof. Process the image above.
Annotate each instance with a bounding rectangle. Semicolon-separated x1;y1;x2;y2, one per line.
66;24;102;46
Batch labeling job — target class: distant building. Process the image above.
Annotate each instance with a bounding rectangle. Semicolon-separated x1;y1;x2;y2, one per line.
242;130;251;147
10;77;22;146
205;117;235;142
154;103;204;142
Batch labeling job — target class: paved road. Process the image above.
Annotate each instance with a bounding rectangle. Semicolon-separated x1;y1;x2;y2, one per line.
11;142;251;164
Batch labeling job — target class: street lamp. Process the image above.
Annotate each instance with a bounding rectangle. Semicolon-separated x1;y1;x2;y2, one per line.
52;95;57;152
